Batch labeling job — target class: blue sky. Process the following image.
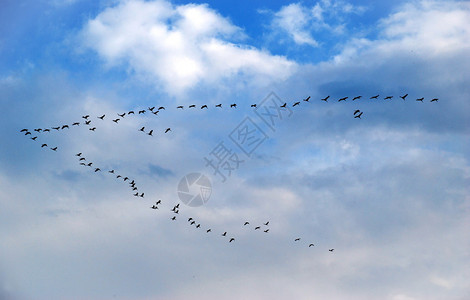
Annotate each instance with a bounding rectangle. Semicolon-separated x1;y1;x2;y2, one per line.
1;0;469;299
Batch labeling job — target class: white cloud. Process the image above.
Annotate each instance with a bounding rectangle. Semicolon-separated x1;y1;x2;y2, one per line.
268;0;366;46
80;0;296;95
333;0;470;63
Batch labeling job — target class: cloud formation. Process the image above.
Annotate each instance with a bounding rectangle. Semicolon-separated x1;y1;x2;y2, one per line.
80;0;296;95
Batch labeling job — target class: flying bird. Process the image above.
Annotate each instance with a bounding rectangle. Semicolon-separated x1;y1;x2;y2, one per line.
264;229;269;233
98;115;105;120
222;232;227;236
309;244;314;247
264;222;269;226
151;205;158;209
329;249;334;252
229;238;235;243
384;96;393;100
118;113;126;118
280;103;287;108
41;144;48;148
354;112;363;119
89;127;96;131
24;131;32;135
72;122;80;126
148;106;155;111
20;129;28;132
430;98;438;102
215;104;222;108
171;216;176;220
148;130;153;136
230;104;237;108
128;111;135;114
201;105;208;109
206;229;211;233
189;104;196;108
354;110;361;115
244;222;249;226
138;110;145;114
139;127;145;132
76;153;82;156
94;168;101;172
251;104;257;108
352;96;362;101
30;136;37;140
108;170;115;173
303;96;311;102
370;95;379;99
293;101;300;107
254;226;260;230
34;128;42;132
61;125;69;129
338;97;348;102
294;238;301;241
400;93;408;100
177;106;184;109
158;106;165;110
165;128;171;133
84;120;91;125
112;119;120;123
416;97;424;102
50;147;58;151
321;96;329;102
82;115;90;119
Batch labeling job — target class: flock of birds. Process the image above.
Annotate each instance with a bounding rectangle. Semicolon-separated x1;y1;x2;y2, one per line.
20;93;438;251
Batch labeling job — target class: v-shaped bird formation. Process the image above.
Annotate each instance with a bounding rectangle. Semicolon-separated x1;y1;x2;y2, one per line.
18;92;439;251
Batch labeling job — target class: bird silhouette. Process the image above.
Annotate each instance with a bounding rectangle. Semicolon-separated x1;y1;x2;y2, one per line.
189;105;196;108
31;136;37;140
201;105;208;109
171;216;176;220
177;106;184;109
244;222;249;226
34;128;42;132
264;229;269;233
196;224;200;228
128;111;135;114
231;104;237;108
84;120;91;125
82;115;90;119
254;226;260;230
294;238;301;241
41;144;48;147
321;96;329;102
352;96;362;101
112;119;120;123
264;221;269;226
158;106;165;110
139;127;145;132
338;97;348;102
215;104;222;108
76;153;82;156
138;110;145;114
148;106;155;111
384;96;393;100
151;205;158;209
309;244;314;247
354;112;363;119
354;110;361;115
153;111;159;115
293;102;300;107
20;129;28;132
329;249;334;252
229;238;235;243
280;103;287;108
165;128;171;133
79;157;86;161
251;104;257;108
430;98;438;102
370;95;379;99
156;200;161;205
416;97;424;102
118;113;126;118
303;96;311;102
400;93;408;100
86;162;92;167
108;170;114;173
43;129;50;132
72;122;80;126
24;131;32;135
188;217;193;222
61;125;69;129
94;168;101;172
98;115;105;120
222;232;227;236
50;147;58;151
89;127;96;131
190;221;196;225
148;130;153;136
206;229;211;233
